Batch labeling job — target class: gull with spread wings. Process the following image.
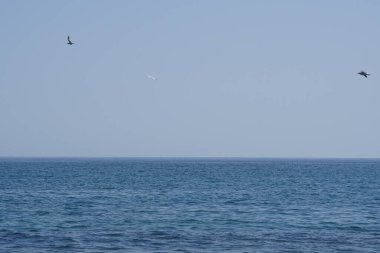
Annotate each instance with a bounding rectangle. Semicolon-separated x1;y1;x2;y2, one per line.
146;74;158;81
358;70;370;78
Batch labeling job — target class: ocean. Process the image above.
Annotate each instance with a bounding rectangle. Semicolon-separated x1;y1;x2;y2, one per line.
0;158;379;252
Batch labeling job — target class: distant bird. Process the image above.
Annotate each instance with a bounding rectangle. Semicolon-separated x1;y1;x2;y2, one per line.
358;70;370;78
67;36;74;45
146;74;157;81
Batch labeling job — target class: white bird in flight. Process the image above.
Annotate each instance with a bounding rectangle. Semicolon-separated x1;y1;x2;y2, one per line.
146;74;158;81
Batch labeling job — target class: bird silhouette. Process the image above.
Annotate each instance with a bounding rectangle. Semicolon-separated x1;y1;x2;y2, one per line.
67;36;74;45
358;70;370;78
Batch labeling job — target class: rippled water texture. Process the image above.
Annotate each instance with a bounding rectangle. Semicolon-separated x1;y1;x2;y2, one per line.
1;158;380;252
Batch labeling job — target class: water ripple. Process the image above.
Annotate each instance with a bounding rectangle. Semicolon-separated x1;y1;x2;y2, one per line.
1;158;380;252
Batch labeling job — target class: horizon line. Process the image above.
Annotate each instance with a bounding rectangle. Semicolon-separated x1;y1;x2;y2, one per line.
1;156;380;160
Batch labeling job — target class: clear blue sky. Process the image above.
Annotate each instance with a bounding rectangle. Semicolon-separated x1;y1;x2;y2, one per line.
1;0;379;157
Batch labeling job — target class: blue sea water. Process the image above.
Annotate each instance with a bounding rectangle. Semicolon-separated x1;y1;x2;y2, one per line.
0;158;379;253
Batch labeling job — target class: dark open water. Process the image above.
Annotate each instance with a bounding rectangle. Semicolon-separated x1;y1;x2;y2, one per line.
0;158;379;252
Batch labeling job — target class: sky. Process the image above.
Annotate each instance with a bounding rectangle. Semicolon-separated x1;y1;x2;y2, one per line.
0;0;380;158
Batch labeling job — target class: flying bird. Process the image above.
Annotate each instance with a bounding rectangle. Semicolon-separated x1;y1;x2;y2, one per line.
67;36;74;45
358;70;370;78
146;74;157;81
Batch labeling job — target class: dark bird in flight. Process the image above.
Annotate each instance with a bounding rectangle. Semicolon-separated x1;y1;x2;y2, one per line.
67;36;74;45
358;70;370;78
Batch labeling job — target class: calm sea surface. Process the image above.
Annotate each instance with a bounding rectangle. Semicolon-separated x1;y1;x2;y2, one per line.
0;158;379;253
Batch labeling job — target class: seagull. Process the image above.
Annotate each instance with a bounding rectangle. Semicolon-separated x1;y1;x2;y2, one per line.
358;70;370;78
67;36;74;45
146;74;157;81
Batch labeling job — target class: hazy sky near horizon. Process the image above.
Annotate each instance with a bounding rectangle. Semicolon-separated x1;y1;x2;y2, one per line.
1;0;380;157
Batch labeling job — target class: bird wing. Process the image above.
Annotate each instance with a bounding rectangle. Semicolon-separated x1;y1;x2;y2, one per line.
68;36;71;43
